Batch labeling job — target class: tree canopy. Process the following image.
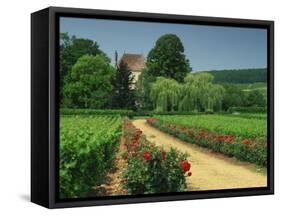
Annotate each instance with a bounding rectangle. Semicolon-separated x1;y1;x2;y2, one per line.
221;83;246;111
196;68;267;83
58;32;264;113
146;34;192;82
150;77;181;112
245;90;266;107
63;55;115;109
179;73;225;112
111;60;135;109
150;73;225;112
60;33;110;104
135;68;155;110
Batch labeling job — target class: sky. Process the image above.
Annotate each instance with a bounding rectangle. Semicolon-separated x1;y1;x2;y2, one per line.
60;17;267;72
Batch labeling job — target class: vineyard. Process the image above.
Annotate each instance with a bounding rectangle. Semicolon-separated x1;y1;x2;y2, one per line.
154;114;267;138
59;115;194;198
59;116;122;198
59;112;267;198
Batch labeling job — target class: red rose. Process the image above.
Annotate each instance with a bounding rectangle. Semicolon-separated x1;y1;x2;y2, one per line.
161;151;166;160
132;140;140;146
197;133;206;137
243;138;250;145
180;160;191;173
129;144;136;151
187;172;192;177
142;151;151;161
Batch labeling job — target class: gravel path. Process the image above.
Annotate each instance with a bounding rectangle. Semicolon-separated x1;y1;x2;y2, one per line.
133;119;267;191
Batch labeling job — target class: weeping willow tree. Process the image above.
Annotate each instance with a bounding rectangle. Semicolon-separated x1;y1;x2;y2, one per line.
206;83;225;111
179;73;225;112
150;77;181;112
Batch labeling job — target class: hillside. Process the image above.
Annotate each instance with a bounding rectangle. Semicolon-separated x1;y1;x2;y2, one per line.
196;68;267;83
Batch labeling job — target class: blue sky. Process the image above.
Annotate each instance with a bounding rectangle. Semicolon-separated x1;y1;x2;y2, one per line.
60;17;267;72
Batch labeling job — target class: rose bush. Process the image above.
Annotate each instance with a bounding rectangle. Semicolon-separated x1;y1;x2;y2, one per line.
147;117;267;166
122;119;192;194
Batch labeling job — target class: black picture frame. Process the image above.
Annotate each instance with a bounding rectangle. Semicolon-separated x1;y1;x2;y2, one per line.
31;6;274;209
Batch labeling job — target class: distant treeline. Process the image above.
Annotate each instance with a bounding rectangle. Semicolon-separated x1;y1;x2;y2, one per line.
196;68;267;83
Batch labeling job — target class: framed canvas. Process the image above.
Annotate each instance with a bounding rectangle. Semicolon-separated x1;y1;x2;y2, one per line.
31;6;274;208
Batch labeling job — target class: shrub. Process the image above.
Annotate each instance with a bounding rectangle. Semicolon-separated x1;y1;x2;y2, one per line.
131;110;153;117
154;114;266;138
147;118;267;166
60;108;133;116
228;106;267;113
122;120;191;194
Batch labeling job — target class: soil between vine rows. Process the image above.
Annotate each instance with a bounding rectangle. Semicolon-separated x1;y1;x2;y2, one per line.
92;135;128;196
132;119;267;191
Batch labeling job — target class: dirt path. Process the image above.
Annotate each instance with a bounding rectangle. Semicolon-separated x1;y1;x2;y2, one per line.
133;119;267;191
92;135;128;196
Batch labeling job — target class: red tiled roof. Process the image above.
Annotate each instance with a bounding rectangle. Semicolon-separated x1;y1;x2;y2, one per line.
119;53;145;71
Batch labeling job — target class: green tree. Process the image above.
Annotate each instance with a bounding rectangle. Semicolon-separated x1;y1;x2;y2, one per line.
60;33;110;105
111;60;135;109
147;34;192;82
197;68;267;83
135;68;155;110
63;55;115;108
221;84;246;111
179;73;225;112
150;77;181;112
245;90;266;107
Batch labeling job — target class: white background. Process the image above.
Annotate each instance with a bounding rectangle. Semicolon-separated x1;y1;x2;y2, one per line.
0;0;279;214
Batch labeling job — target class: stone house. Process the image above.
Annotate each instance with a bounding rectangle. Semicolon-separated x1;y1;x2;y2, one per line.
118;53;146;85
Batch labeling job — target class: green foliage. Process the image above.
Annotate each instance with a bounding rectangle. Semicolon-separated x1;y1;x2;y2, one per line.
149;74;225;112
154;111;202;115
60;33;110;104
135;68;156;110
245;90;266;107
228;106;267;113
59;116;122;198
111;60;135;109
222;113;267;120
60;108;133;116
197;68;267;83
63;55;116;109
221;83;247;111
234;82;267;92
148;117;267;166
123;148;188;194
180;73;225;112
220;83;267;111
150;77;181;112
146;34;192;82
122;120;190;194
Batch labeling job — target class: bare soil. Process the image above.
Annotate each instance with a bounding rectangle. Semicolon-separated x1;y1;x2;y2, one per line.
133;119;267;191
92;135;128;196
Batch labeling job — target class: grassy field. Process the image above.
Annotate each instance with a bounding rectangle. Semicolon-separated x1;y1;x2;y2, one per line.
154;114;267;138
234;82;267;96
222;113;267;120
